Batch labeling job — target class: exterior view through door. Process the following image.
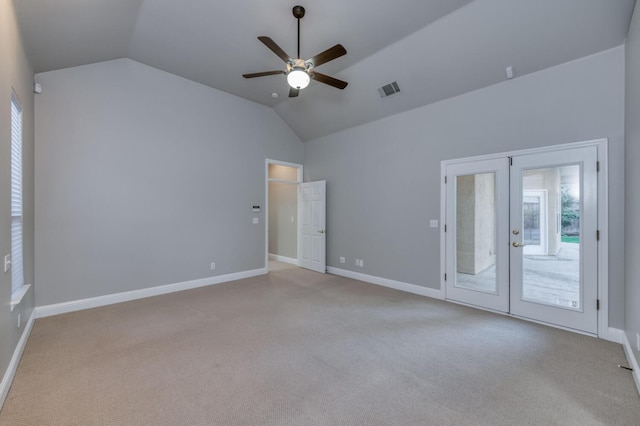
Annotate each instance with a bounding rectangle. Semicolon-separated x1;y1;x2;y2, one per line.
443;141;604;335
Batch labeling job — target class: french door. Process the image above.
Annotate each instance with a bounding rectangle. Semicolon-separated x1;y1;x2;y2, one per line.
444;158;510;313
444;144;600;334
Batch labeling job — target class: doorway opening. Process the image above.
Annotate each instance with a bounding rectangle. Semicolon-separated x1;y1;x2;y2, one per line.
265;160;303;272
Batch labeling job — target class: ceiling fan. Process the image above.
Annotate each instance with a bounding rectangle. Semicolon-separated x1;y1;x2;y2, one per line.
243;5;348;98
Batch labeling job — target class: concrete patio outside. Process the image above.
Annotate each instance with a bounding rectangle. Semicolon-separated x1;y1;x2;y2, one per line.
456;242;580;309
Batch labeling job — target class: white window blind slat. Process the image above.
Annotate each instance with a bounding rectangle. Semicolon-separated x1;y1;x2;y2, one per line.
11;219;23;295
10;93;24;296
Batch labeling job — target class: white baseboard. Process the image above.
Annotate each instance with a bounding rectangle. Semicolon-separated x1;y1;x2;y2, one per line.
621;331;640;396
268;254;298;265
327;267;444;300
601;327;625;344
0;310;36;410
36;267;267;318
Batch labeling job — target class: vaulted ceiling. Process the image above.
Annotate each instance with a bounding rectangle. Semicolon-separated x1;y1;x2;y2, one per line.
13;0;636;141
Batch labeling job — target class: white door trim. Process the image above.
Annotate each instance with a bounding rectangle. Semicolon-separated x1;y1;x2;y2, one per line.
265;159;303;271
440;139;609;338
441;139;607;166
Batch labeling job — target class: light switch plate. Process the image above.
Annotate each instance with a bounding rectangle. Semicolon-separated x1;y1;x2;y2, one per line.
4;254;10;273
253;218;259;224
429;220;438;228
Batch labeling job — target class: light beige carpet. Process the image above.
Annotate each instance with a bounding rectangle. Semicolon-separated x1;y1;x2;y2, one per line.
1;264;639;425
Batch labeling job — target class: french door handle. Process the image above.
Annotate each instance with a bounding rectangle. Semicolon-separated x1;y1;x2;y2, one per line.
318;229;325;234
512;241;527;248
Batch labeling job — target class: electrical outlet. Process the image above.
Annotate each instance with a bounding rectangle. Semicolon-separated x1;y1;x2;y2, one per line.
339;257;345;264
211;262;216;270
359;259;364;267
355;259;360;266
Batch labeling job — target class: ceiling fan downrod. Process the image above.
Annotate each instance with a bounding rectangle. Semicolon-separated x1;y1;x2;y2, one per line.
293;5;305;59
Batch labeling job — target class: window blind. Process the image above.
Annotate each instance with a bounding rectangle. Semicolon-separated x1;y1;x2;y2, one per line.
11;94;23;296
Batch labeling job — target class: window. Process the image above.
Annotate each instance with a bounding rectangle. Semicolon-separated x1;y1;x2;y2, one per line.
11;92;23;297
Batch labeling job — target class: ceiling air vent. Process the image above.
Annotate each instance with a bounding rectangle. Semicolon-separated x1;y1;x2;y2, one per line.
378;81;401;99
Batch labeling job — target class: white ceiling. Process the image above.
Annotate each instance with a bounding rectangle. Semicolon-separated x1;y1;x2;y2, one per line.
14;0;636;141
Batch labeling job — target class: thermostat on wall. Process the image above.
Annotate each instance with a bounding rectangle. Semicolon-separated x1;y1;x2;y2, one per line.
253;206;260;212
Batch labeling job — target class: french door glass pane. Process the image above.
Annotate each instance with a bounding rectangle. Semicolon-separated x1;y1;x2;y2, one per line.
521;165;581;310
455;173;497;293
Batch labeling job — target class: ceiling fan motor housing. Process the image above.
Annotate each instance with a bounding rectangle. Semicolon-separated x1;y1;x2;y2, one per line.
287;58;311;72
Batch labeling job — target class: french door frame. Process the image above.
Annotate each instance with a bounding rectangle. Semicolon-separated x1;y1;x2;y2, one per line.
439;139;609;338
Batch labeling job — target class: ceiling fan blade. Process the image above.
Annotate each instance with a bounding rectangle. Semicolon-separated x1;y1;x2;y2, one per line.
243;70;285;79
258;36;292;63
289;87;300;98
311;72;348;90
308;44;347;68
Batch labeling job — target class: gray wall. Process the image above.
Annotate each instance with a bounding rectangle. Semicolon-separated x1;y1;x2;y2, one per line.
0;0;35;387
304;47;626;328
268;182;297;259
625;3;640;366
34;59;303;306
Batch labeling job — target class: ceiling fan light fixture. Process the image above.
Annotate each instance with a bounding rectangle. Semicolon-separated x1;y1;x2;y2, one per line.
287;68;310;89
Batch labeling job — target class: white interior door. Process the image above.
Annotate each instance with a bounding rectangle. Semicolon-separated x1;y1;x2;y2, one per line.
510;147;598;334
445;158;510;312
298;181;326;273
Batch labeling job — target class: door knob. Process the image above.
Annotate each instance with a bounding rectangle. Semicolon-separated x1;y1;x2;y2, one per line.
512;229;520;235
512;241;527;248
318;229;325;234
